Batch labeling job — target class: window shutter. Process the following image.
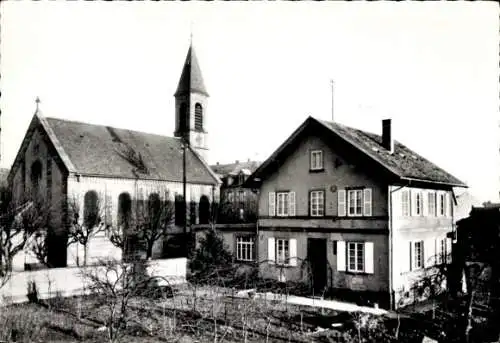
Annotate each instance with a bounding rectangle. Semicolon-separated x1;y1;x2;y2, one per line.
269;192;276;216
289;191;296;217
422;191;428;217
436;192;442;216
268;237;275;264
337;240;346;271
364;242;374;274
401;190;409;216
338;190;346;217
409;241;413;271
444;193;449;217
424;239;434;267
289;238;297;267
363;188;372;216
411;191;417;216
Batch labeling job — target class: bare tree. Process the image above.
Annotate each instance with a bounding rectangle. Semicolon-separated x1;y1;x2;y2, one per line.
0;187;41;287
67;192;110;266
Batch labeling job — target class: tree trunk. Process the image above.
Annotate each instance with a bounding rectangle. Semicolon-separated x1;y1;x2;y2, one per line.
147;244;153;260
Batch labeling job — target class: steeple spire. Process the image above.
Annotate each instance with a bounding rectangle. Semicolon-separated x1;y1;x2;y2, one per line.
174;41;209;97
35;97;41;114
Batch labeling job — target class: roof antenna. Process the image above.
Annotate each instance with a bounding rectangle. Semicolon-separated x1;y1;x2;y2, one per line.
330;79;334;122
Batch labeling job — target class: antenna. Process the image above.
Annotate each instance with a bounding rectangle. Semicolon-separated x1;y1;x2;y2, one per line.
330;80;334;122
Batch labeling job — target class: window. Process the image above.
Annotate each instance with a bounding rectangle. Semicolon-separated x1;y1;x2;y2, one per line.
276;192;289;217
348;190;363;216
194;103;203;131
199;195;210;224
179;103;188;132
30;160;43;198
238;190;246;203
310;190;325;217
310;150;324;171
347;242;365;272
437;238;446;264
276;239;290;265
439;193;446;216
227;191;234;203
428;191;436;216
84;190;100;229
236;236;255;262
415;192;423;216
174;194;185;226
413;241;424;270
402;190;410;216
118;192;132;230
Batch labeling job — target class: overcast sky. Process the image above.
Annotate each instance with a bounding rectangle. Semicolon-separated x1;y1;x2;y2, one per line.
1;2;498;202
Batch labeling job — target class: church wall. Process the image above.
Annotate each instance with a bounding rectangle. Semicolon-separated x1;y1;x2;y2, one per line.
66;174;218;263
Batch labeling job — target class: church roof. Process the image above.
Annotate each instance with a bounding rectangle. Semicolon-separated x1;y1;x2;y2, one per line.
174;45;209;97
10;114;219;185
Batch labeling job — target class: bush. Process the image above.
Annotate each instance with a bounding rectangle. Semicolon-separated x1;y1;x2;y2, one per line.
27;280;39;304
189;229;233;282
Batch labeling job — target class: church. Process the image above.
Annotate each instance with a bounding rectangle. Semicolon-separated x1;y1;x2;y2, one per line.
7;43;221;270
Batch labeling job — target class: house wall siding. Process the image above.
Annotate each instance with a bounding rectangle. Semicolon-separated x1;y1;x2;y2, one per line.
390;185;454;307
256;133;390;296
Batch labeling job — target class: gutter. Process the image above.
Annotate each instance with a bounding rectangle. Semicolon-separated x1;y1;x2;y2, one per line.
388;181;411;310
399;176;467;189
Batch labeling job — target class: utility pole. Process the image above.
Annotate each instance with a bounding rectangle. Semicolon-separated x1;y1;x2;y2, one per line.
182;137;188;258
330;79;334;122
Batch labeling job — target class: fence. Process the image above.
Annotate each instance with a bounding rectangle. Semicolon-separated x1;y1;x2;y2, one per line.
0;257;187;306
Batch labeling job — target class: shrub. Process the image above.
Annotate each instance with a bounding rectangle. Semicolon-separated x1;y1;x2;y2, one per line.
27;280;39;304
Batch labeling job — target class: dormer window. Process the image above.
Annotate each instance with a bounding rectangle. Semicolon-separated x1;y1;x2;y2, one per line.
310;150;324;171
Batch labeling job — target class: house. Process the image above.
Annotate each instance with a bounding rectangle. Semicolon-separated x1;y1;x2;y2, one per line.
210;159;261;224
7;43;221;270
454;189;482;223
245;116;467;309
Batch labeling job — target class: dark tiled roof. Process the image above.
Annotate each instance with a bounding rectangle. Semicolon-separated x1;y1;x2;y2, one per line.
45;117;218;184
317;119;466;187
210;161;261;177
174;45;209;97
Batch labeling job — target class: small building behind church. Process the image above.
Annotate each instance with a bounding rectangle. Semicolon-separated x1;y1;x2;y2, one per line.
7;44;221;270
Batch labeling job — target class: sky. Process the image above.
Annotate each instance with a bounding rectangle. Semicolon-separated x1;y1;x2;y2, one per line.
1;2;499;203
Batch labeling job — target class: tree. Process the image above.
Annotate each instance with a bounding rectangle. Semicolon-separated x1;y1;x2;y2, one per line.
0;187;40;287
132;190;175;260
67;191;110;266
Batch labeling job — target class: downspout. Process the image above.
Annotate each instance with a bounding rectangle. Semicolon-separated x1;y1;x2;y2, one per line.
388;181;411;310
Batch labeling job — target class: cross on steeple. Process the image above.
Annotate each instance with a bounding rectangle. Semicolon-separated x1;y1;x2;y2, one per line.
35;97;41;113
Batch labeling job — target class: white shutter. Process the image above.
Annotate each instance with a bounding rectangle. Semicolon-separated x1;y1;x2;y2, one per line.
409;241;413;271
363;188;372;216
444;193;449;217
364;242;374;274
337;240;346;271
424;238;434;267
268;237;275;264
422;191;428;217
269;192;276;216
289;191;296;217
338;190;346;217
410;190;416;216
289;238;297;266
436;192;442;216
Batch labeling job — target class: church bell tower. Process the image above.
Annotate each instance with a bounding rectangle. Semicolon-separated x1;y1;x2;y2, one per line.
174;43;210;162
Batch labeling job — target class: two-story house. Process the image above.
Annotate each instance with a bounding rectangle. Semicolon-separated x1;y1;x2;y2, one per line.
245;116;467;309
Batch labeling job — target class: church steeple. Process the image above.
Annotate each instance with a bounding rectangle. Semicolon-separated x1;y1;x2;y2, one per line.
174;44;209;97
174;42;210;163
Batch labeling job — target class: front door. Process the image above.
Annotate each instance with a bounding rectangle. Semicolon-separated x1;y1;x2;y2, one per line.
307;238;328;294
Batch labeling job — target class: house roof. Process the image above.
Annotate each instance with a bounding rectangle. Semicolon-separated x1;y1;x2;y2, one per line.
10;113;219;185
247;116;467;188
174;44;209;97
210;160;261;177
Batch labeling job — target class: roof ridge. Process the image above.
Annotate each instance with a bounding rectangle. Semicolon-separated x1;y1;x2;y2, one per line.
45;116;175;141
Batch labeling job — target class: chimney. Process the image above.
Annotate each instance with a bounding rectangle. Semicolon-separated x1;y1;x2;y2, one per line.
235;160;239;164
216;162;219;165
382;119;394;153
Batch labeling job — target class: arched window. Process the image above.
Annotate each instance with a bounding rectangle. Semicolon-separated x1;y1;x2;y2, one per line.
118;192;132;231
30;160;43;198
83;190;99;229
194;103;203;131
175;194;185;226
179;102;188;132
148;193;161;221
199;195;210;224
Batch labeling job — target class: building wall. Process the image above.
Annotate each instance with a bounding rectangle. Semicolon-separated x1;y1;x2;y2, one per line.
66;175;217;264
256;133;390;295
390;185;454;307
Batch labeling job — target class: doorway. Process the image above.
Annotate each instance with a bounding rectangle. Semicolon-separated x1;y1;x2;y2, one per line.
307;238;328;294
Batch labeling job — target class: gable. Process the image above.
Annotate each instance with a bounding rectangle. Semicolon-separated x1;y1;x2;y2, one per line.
247;117;466;189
